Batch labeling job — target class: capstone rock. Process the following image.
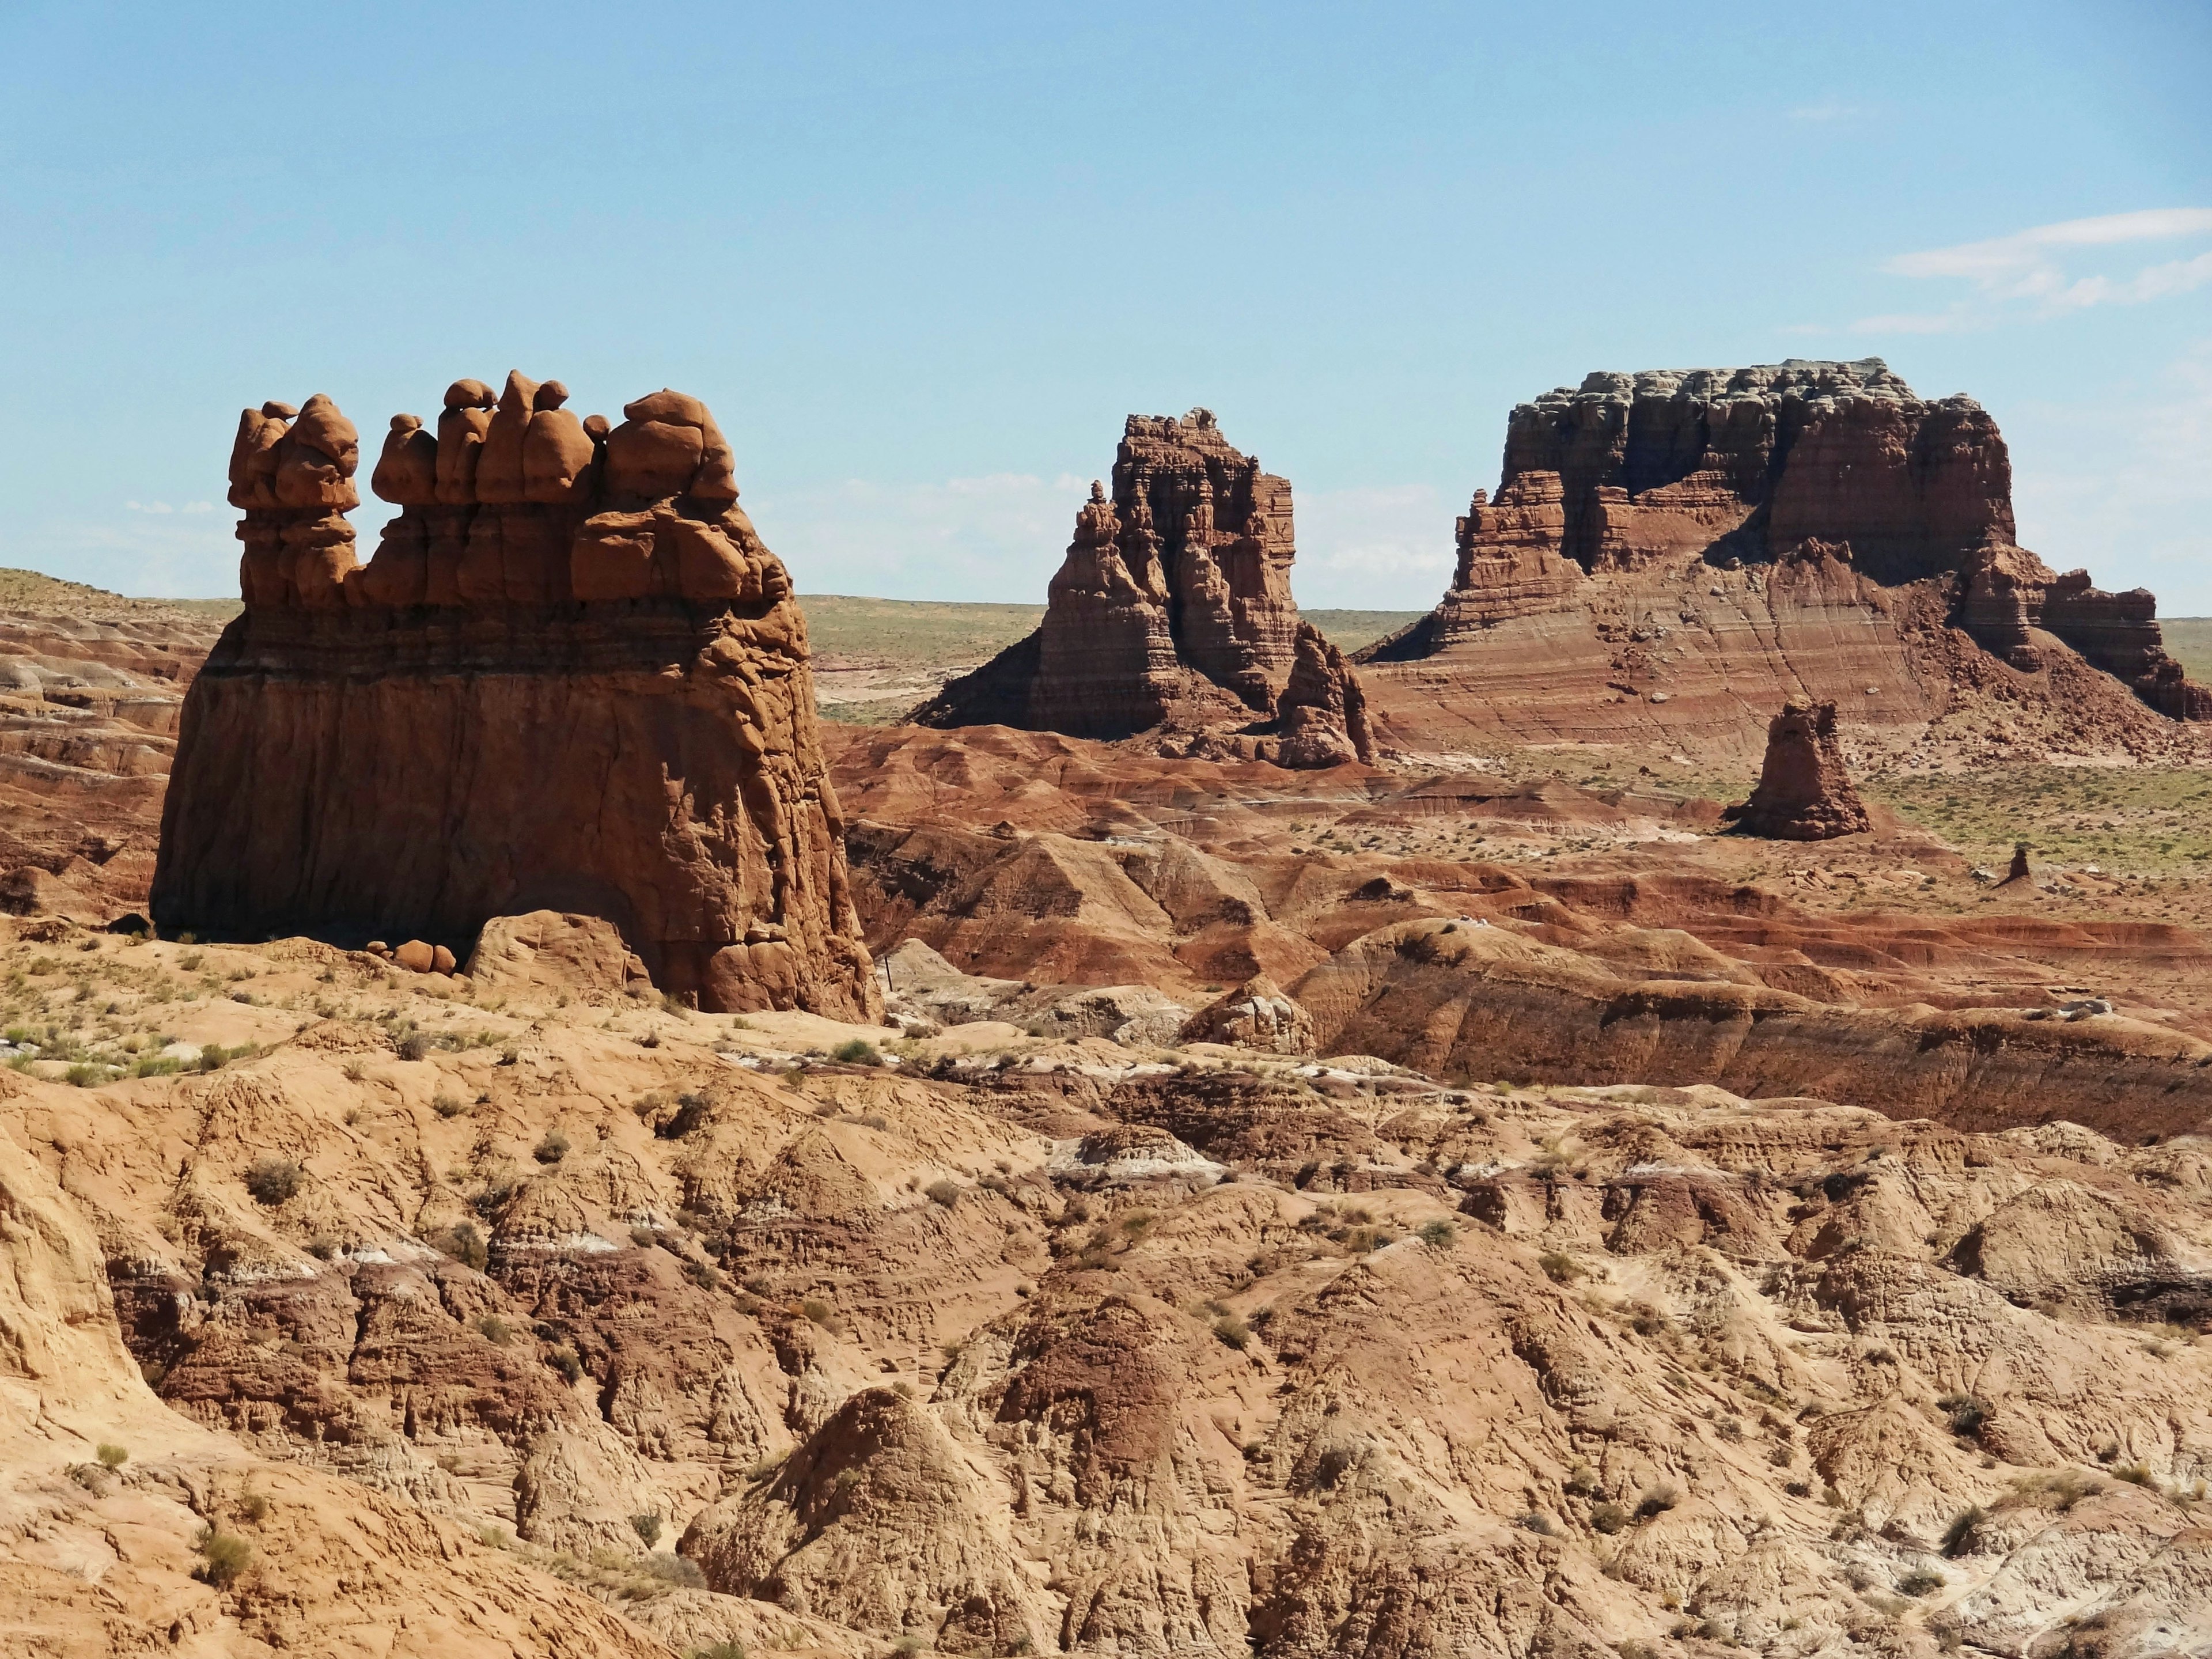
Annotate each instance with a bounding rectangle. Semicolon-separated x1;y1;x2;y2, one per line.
1363;359;2210;727
153;376;881;1020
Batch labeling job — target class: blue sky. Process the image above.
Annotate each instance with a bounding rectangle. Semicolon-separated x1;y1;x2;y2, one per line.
2;2;2207;610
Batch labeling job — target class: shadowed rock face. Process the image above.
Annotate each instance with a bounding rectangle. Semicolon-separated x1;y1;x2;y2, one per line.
152;376;881;1020
913;412;1371;764
1725;696;1872;841
1363;359;2210;725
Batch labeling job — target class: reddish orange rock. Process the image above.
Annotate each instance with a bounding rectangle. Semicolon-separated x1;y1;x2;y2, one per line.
156;375;880;1021
1362;358;2211;731
1724;696;1871;840
914;411;1372;766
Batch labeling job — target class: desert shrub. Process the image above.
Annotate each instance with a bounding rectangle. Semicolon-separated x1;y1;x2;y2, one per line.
476;1315;512;1345
1537;1251;1582;1283
1564;1461;1599;1498
306;1234;338;1260
631;1511;663;1548
831;1038;882;1066
800;1298;835;1327
2114;1462;2154;1486
433;1090;467;1119
238;1491;271;1523
925;1179;960;1209
631;1226;658;1248
2004;1469;2104;1513
393;1030;428;1061
548;1346;585;1383
1589;1501;1630;1534
692;1644;748;1659
1516;1510;1555;1535
1936;1392;1988;1437
195;1527;252;1588
132;1054;185;1077
96;1442;128;1471
1940;1505;1986;1556
65;1062;106;1088
243;1158;303;1206
1897;1568;1945;1597
1783;1480;1813;1498
430;1221;488;1271
177;949;203;971
1418;1219;1456;1248
1214;1315;1252;1351
1634;1484;1678;1520
533;1129;570;1164
197;1043;231;1071
643;1551;706;1587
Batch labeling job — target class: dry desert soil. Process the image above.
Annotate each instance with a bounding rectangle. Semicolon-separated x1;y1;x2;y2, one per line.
6;571;2212;1659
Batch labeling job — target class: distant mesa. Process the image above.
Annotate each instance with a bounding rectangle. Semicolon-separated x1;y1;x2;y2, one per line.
1723;696;1872;840
151;373;880;1019
912;410;1375;767
1360;358;2210;737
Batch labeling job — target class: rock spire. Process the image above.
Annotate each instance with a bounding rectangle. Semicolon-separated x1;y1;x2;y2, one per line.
914;410;1373;765
1724;696;1872;840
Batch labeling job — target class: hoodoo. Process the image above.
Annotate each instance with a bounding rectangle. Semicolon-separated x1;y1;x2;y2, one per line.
151;374;880;1019
1724;696;1872;840
914;410;1374;764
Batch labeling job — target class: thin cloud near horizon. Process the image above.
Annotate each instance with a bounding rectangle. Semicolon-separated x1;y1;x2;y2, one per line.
1848;207;2212;335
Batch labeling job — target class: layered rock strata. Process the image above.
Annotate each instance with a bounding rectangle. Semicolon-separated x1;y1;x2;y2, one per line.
915;412;1372;764
1364;358;2210;729
1724;696;1872;840
153;376;880;1019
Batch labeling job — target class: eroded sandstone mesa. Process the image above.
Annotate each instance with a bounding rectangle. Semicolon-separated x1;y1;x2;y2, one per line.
914;411;1374;764
153;376;881;1018
1364;358;2210;723
1724;695;1872;840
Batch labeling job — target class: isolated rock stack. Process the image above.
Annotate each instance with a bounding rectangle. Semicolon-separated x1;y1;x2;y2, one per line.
1725;696;1871;840
153;375;880;1020
916;410;1374;764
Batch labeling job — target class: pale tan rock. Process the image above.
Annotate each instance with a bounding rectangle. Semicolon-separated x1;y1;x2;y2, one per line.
464;911;650;1000
393;938;436;972
1179;972;1316;1054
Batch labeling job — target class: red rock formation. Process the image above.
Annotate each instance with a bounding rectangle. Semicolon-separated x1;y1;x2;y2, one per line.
1723;696;1872;840
914;411;1369;765
1271;621;1374;766
1364;358;2212;733
153;377;880;1020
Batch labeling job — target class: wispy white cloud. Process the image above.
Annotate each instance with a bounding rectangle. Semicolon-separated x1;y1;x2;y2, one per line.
1293;484;1453;608
1854;208;2212;334
2010;336;2212;612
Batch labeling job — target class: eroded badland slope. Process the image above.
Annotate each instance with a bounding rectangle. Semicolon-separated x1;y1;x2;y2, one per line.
3;899;2211;1658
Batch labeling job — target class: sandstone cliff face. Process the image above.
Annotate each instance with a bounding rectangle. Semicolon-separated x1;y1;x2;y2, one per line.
915;412;1372;766
1362;359;2210;740
153;376;879;1020
1724;696;1872;840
